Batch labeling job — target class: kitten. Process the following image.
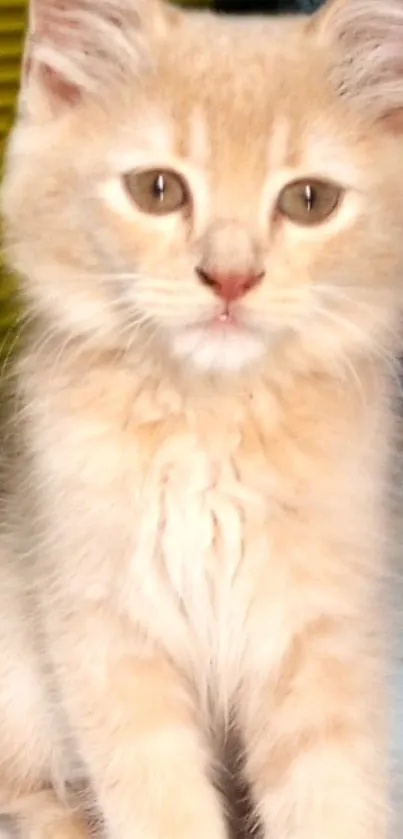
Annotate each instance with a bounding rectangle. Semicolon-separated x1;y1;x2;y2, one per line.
0;1;402;838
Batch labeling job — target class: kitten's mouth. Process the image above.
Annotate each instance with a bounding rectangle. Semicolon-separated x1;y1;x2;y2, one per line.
199;305;243;331
183;303;264;341
173;304;267;371
211;309;238;327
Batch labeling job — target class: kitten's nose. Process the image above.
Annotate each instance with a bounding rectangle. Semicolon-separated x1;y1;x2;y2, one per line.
196;267;264;303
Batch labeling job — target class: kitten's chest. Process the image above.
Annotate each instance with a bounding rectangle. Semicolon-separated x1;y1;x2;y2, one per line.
125;421;282;677
132;420;274;578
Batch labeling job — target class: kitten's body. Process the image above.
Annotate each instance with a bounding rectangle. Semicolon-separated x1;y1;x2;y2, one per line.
0;2;402;839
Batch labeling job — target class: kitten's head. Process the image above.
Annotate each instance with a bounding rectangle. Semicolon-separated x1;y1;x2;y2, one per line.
2;0;403;377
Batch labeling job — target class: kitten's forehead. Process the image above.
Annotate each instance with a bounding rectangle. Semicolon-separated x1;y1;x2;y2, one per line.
148;13;351;169
111;12;367;195
130;15;293;190
156;13;297;140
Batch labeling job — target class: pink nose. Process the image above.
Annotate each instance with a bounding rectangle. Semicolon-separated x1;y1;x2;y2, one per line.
196;267;264;303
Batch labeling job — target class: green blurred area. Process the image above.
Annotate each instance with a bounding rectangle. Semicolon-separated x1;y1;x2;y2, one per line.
0;0;26;365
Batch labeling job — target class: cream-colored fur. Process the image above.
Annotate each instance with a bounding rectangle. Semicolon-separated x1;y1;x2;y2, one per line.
0;1;402;838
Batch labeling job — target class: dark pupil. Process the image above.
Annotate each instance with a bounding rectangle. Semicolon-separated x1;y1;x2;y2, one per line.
303;184;315;211
153;174;166;202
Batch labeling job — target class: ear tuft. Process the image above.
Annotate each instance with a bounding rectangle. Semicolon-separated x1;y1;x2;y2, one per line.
313;0;403;126
21;0;164;116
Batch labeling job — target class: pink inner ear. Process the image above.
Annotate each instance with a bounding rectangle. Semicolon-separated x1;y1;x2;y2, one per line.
21;34;81;108
23;1;89;107
22;0;147;110
40;64;81;107
23;54;81;107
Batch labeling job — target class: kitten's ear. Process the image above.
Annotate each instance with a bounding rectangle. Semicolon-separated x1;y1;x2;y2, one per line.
20;0;169;118
312;0;403;129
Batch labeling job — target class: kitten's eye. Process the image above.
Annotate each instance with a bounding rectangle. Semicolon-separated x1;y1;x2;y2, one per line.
123;169;189;215
276;179;342;226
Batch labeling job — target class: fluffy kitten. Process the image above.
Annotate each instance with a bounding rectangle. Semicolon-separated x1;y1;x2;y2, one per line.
0;1;402;838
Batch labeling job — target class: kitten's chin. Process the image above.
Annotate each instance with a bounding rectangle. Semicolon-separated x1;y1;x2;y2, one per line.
170;323;268;373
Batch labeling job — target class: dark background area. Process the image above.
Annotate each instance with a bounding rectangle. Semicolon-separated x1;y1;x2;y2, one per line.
214;0;324;12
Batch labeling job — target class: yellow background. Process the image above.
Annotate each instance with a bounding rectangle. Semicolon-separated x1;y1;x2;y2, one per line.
0;0;25;360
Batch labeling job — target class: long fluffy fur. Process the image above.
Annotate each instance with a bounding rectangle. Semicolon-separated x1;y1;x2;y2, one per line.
0;2;402;839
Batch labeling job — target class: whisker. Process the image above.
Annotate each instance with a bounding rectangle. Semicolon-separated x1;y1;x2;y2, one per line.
320;306;396;360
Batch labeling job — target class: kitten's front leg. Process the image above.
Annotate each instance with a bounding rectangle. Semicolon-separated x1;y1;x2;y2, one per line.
239;616;387;839
49;604;226;839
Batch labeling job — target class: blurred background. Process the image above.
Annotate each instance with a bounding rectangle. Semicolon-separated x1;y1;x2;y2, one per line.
0;0;25;366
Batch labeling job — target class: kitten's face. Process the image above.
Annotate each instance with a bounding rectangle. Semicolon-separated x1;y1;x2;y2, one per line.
3;0;403;376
